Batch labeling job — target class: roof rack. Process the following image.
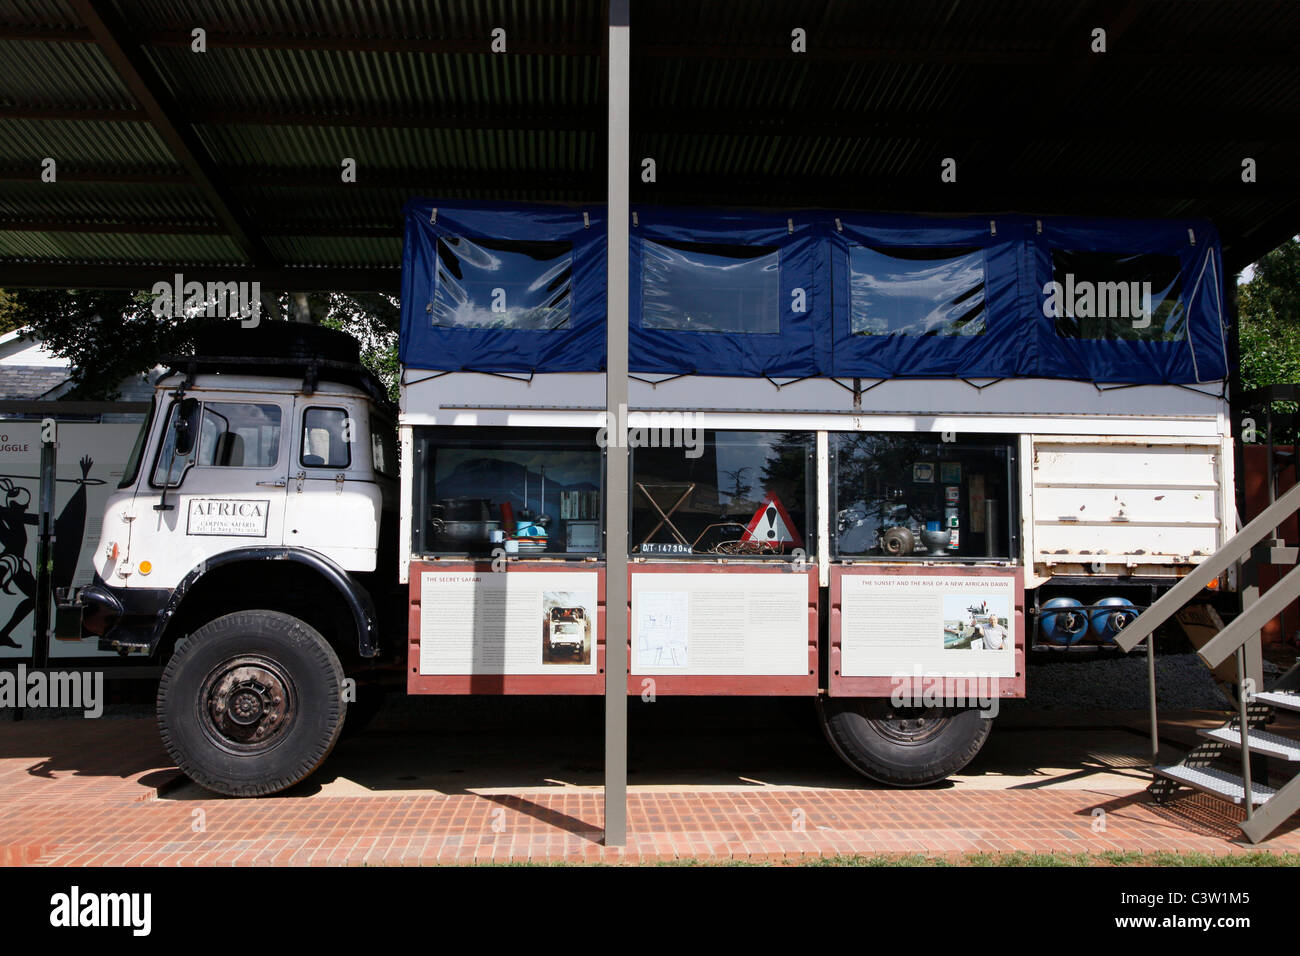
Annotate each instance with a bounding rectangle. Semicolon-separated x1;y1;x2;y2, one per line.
159;352;393;409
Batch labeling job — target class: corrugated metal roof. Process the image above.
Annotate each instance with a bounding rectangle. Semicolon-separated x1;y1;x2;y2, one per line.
0;180;213;220
0;229;245;263
0;0;1296;287
0;118;178;166
0;37;132;105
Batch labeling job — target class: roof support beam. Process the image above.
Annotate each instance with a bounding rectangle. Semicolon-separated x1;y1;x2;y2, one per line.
0;166;190;184
3;105;150;121
140;28;600;55
1226;199;1300;272
6;23;1299;67
0;219;221;234
66;0;273;266
0;219;403;237
0;263;399;294
12;103;1300;146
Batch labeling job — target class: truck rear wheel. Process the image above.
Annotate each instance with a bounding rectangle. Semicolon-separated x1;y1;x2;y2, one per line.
818;698;992;786
157;610;346;797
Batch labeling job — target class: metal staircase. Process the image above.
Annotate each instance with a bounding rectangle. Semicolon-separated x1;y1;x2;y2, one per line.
1115;478;1300;844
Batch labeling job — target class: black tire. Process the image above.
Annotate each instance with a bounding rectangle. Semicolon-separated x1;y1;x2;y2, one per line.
818;697;993;787
157;610;347;797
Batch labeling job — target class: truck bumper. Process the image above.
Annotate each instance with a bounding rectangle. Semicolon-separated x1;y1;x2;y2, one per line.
55;578;171;655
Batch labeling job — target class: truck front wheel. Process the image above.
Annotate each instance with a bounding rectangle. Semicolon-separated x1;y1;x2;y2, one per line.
818;698;992;787
157;610;347;797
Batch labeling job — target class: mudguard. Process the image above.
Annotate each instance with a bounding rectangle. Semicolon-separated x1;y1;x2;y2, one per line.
94;547;380;658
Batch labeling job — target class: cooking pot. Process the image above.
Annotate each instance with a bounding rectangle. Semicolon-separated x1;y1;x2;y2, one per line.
437;519;501;546
438;497;493;521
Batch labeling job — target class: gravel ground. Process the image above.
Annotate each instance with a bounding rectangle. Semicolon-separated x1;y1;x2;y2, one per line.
1018;652;1236;712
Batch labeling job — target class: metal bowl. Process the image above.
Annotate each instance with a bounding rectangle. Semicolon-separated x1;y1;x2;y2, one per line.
920;529;950;555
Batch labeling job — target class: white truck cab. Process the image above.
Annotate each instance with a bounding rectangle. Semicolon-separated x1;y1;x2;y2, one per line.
101;374;391;595
57;324;401;796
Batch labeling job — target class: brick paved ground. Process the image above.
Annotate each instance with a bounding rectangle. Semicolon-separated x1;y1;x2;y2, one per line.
1;716;1298;864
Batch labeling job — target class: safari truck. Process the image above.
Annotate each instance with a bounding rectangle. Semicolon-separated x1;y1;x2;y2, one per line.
547;607;589;659
57;200;1237;797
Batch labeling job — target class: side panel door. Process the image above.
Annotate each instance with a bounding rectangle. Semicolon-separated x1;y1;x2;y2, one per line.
1030;435;1221;568
282;399;381;572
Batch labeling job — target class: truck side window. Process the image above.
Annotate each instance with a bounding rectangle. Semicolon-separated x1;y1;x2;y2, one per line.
301;407;351;468
151;402;283;487
412;425;601;557
631;430;813;557
641;240;781;334
832;432;1017;561
370;414;397;476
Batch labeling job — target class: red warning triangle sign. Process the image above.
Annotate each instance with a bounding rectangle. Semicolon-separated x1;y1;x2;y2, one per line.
743;494;803;547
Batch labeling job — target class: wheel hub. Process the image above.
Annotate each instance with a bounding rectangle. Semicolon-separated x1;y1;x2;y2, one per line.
200;657;296;754
863;702;953;745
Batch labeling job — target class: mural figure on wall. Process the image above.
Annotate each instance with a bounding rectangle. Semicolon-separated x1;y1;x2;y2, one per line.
0;456;104;649
0;477;37;648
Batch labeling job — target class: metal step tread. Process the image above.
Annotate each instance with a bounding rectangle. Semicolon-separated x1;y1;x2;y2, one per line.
1254;690;1300;713
1153;764;1276;805
1198;725;1300;761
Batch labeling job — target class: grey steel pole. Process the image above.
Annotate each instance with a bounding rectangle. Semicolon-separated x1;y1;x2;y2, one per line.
1237;645;1254;819
603;0;630;848
1147;635;1159;768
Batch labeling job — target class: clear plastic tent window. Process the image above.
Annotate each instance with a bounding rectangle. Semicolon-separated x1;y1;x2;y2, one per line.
1048;249;1186;342
849;246;987;337
641;239;781;334
431;237;573;330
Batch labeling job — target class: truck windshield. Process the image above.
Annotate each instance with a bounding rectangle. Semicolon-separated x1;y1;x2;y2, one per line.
151;401;283;487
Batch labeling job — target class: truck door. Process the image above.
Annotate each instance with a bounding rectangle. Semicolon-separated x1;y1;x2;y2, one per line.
127;395;290;587
283;399;382;572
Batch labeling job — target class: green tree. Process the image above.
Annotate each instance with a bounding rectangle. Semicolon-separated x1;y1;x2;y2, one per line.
2;288;191;399
320;292;400;402
0;288;398;401
1238;236;1300;441
0;289;20;334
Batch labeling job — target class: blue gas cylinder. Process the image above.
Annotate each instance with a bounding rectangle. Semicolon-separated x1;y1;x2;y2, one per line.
1040;597;1089;644
1090;596;1138;643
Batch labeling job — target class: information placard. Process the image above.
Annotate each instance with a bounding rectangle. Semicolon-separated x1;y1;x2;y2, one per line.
631;571;808;676
840;573;1016;678
419;571;599;675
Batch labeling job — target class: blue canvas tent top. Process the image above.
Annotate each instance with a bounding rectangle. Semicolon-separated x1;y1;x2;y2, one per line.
400;198;1229;385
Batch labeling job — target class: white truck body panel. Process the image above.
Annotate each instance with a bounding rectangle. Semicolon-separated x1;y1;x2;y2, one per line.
1026;435;1226;586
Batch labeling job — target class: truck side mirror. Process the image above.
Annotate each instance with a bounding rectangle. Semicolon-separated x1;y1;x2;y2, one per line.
173;397;200;457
